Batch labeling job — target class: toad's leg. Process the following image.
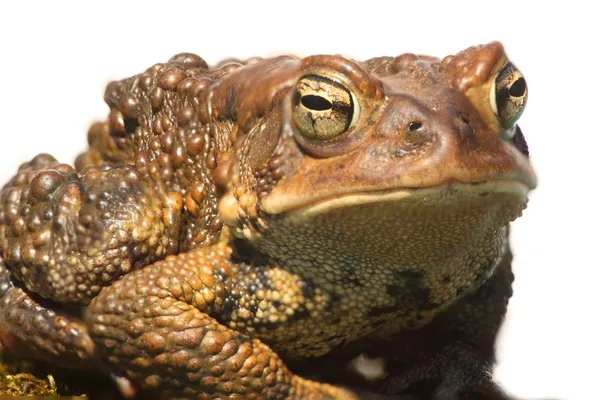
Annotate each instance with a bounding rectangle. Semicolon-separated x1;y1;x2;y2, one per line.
0;154;180;365
85;244;357;400
0;255;95;366
376;243;516;400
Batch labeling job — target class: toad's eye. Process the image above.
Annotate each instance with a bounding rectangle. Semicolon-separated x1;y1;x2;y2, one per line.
292;75;360;141
491;62;528;129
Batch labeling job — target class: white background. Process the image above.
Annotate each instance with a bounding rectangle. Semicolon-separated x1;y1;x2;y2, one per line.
0;2;597;399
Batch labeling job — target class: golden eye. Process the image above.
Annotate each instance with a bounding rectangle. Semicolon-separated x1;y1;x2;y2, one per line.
292;75;360;141
491;62;528;129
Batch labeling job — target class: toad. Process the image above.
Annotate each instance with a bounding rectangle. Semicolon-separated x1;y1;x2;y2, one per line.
0;42;536;399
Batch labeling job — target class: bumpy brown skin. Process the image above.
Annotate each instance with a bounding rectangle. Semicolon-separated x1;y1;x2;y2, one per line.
0;44;536;399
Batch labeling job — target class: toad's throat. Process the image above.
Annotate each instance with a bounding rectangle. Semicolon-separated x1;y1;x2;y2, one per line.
253;181;526;294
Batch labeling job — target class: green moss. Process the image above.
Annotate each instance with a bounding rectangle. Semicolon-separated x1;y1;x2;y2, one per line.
0;354;58;396
0;351;89;397
0;371;57;396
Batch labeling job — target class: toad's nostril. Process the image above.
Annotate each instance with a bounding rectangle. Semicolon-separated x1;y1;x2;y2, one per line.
408;121;423;131
456;114;476;141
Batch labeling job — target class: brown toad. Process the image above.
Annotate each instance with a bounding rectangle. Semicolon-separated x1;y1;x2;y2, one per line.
0;42;536;399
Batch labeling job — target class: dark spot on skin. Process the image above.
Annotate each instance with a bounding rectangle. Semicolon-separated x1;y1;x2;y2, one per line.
387;284;403;297
367;304;398;318
214;270;226;283
409;287;435;310
329;292;342;304
248;303;258;315
246;284;256;295
395;269;424;281
254;273;273;294
222;297;235;316
301;277;316;299
340;275;362;286
452;257;497;300
389;269;439;311
338;260;362;287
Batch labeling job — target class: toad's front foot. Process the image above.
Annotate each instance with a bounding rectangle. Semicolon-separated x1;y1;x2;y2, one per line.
85;246;357;400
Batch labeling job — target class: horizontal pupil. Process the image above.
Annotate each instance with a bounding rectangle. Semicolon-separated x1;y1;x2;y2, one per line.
301;95;333;111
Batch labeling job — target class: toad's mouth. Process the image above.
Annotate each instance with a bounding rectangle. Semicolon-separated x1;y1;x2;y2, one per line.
262;179;530;221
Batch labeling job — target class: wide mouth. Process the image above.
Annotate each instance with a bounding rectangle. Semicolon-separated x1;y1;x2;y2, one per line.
270;179;530;222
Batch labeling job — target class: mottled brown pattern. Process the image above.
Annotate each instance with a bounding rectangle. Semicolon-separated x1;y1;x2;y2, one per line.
0;42;535;399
